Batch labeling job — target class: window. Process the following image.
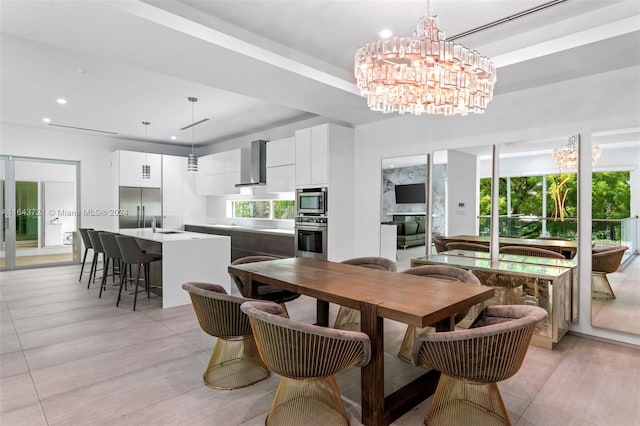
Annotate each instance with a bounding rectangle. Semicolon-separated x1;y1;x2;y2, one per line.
230;199;295;220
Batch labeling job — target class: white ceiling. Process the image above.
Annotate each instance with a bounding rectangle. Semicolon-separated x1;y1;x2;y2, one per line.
1;0;639;147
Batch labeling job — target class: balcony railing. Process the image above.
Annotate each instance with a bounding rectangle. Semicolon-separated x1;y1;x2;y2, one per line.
478;215;638;265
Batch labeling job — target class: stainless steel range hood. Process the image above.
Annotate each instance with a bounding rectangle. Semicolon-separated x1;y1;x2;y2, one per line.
235;139;267;187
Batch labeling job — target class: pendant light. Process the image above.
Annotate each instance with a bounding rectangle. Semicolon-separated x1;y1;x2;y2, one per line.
141;121;151;179
187;97;198;172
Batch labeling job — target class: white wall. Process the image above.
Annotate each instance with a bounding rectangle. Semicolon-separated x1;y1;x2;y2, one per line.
1;124;190;231
446;150;477;235
354;66;640;346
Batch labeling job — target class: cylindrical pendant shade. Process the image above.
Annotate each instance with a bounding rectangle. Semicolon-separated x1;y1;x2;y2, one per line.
187;153;198;172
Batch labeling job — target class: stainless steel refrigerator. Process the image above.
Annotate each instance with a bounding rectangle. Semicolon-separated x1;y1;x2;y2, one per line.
119;186;162;229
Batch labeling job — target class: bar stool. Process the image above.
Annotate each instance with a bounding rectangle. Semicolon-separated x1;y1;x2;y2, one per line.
98;232;128;299
86;230;107;289
78;228;94;281
115;235;162;311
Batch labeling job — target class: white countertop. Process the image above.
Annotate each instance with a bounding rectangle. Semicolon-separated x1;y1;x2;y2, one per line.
186;223;294;236
117;228;229;243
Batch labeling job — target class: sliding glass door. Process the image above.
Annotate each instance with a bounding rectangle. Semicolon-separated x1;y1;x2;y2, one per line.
0;155;80;269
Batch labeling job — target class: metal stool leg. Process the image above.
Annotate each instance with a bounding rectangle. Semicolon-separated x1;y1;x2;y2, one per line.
87;253;98;289
98;257;110;299
133;263;142;311
79;248;88;281
116;262;128;307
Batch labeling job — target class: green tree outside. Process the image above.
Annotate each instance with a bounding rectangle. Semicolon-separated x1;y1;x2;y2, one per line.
478;171;630;240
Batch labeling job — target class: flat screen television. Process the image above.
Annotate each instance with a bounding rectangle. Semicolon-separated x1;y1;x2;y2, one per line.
395;183;426;204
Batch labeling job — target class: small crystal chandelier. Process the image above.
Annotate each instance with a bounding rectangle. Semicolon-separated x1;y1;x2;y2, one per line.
354;10;496;116
552;134;601;170
187;97;198;172
141;121;151;179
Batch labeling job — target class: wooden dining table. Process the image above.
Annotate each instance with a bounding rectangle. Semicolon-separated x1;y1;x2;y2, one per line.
228;257;495;426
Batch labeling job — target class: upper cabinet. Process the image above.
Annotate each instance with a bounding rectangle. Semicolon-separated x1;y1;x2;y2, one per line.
294;125;331;187
267;137;295;167
195;149;241;196
114;150;162;188
267;137;295;193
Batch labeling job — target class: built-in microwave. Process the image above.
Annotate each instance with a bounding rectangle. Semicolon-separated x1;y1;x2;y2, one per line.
296;188;327;215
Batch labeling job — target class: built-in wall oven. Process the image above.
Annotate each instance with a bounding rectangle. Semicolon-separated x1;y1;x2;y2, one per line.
295;216;327;260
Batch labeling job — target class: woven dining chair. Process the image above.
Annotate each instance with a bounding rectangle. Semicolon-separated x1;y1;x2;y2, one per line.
500;245;565;259
229;256;300;314
445;242;490;252
592;245;628;299
432;235;449;254
397;265;481;363
182;282;269;389
412;305;547;426
241;300;371;426
333;256;397;331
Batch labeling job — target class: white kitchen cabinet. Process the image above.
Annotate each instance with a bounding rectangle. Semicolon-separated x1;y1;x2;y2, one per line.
196;174;215;196
295;125;329;187
197;154;215;175
294;123;356;261
195;149;240;196
162;155;183;229
223;171;240;194
267;137;295;193
267;137;295;167
162;155;206;229
222;149;241;173
118;151;162;188
222;149;241;194
310;126;328;185
294;128;312;186
267;164;295;193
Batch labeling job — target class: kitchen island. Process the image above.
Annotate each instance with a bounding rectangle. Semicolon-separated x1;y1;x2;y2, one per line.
184;224;294;260
118;229;231;308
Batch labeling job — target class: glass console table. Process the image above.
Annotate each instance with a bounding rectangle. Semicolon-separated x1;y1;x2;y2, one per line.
411;253;575;349
440;249;578;323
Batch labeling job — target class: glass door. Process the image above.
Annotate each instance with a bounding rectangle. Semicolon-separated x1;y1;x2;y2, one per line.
0;156;80;270
1;158;7;268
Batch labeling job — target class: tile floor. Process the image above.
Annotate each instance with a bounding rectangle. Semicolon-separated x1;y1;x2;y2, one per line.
1;264;639;425
592;255;640;335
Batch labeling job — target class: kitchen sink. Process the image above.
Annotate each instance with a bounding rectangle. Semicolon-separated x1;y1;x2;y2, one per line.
156;230;182;234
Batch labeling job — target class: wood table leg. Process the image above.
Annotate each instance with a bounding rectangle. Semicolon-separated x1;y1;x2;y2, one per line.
360;302;384;426
316;299;329;326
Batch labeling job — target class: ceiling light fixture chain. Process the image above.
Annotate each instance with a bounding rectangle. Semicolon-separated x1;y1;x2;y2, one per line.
354;4;496;116
187;97;199;172
141;121;151;180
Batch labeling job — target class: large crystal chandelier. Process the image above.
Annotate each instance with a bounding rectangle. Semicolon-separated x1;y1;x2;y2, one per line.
552;134;601;170
354;14;496;116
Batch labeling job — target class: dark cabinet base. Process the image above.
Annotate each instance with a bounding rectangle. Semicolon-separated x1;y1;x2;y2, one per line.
185;225;294;260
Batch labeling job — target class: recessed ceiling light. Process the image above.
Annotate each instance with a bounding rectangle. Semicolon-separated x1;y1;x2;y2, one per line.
56;98;67;105
42;117;51;123
379;29;393;39
170;136;177;140
389;164;395;168
77;68;91;75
